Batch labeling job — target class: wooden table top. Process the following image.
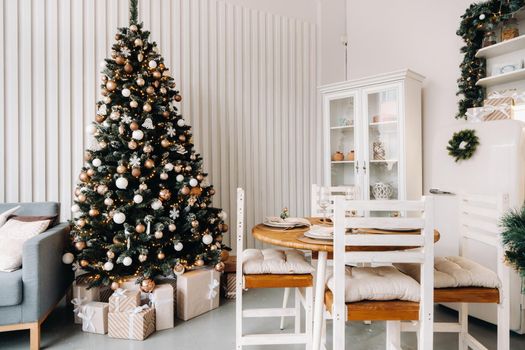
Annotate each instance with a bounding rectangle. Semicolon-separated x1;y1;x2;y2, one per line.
252;217;440;253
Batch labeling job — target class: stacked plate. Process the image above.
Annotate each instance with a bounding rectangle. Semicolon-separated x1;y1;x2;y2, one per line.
304;225;333;240
263;217;311;228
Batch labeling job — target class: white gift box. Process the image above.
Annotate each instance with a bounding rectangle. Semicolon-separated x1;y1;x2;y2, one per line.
78;301;109;334
145;283;174;330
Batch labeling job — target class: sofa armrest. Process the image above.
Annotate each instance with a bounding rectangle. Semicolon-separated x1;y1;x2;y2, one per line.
21;222;74;322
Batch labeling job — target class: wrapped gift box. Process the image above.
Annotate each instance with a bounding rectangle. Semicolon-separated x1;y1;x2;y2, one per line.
78;301;109;334
109;289;141;313
484;91;515;121
72;275;101;324
176;268;220;321
108;305;155;340
120;277;140;291
145;283;174;330
156;277;177;317
221;256;237;299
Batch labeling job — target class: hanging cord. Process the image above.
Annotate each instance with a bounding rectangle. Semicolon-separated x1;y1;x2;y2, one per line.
130;0;138;24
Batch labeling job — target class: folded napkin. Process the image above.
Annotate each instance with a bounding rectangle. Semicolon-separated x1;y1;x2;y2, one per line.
265;217;311;227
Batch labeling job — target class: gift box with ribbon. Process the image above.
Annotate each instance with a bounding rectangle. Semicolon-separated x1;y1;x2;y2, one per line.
108;304;156;340
144;283;174;330
109;288;141;313
78;301;109;334
72;275;101;324
484;90;514;121
221;256;237;299
176;268;220;321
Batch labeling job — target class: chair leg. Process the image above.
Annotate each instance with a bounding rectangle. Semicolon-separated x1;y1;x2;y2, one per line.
280;287;291;330
305;287;313;350
497;293;510;350
458;303;468;350
295;288;301;334
29;323;40;350
386;321;401;350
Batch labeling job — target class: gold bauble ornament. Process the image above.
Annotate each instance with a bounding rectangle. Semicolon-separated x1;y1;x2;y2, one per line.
209;189;216;195
154;231;163;239
146;86;155;95
98;140;107;148
75;188;81;196
160;87;167;95
215;262;225;272
130;24;138;32
220;250;230;262
131;167;141;178
113;236;121;244
79;172;89;182
89;208;100;217
174;165;182;173
135;224;146;234
136;78;145;86
86;168;95;177
130;100;139;108
157;252;165;260
162;111;170;118
174;95;182;102
143;103;152;112
97;185;108;195
101;75;108;82
153;71;161;79
107;250;115;259
140;278;156;293
119;124;125;135
84;151;92;161
80;260;89;267
159;63;165;70
173;263;185;275
130;121;139;131
153;80;160;88
134;38;143;47
128;140;138;150
161;139;171;148
143;144;153;153
181;186;190;195
101;88;109;96
111;281;120;291
159;189;172;201
185;165;192;172
190;187;202;196
78;194;87;202
195;259;205;267
179;135;186;142
145;159;155;169
169;224;176;232
191;220;199;228
77;218;86;228
200;202;207;208
75;241;86;251
138;254;147;262
196;174;204;181
117;165;127;174
95;114;105;123
106;80;117;91
115;56;125;65
124;63;133;73
220;223;229;232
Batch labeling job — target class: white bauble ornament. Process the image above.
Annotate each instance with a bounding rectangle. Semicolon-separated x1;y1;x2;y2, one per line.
174;242;183;251
116;177;128;189
130;100;139;108
104;261;114;271
176;175;184;182
154;231;163;239
177;119;185;127
110;111;120;120
103;96;112;104
104;197;114;206
122;88;131;97
202;234;213;245
71;204;80;213
113;212;126;224
149;60;157;68
189;178;198;187
133;194;143;204
62;252;74;264
132;130;144;140
479;13;486;20
218;211;227;220
151;200;163;210
160;172;168;180
92;158;102;167
164;163;174;171
122;257;132;266
86;124;97;135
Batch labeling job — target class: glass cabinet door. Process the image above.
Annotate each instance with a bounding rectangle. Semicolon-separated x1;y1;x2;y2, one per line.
329;94;357;188
364;85;400;205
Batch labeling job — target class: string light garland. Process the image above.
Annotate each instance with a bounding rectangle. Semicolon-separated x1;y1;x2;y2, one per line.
456;0;524;119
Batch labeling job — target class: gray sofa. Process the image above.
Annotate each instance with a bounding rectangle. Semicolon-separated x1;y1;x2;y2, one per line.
0;202;73;350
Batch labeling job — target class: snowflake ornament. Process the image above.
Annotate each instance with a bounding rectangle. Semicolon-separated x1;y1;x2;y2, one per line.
166;125;176;137
120;47;131;57
170;208;180;220
129;154;141;167
121;114;132;124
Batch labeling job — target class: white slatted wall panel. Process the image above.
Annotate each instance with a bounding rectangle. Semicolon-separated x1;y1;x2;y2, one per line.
0;0;320;250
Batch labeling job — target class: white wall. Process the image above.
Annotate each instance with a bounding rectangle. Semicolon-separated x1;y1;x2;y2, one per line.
346;0;471;191
0;0;321;250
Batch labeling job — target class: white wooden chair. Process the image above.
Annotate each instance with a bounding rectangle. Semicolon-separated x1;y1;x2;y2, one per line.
323;196;434;350
398;193;510;350
235;188;314;349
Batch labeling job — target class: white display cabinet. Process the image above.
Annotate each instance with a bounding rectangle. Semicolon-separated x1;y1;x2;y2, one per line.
320;69;424;213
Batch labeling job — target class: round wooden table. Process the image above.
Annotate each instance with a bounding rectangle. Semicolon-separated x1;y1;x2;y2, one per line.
251;217;440;350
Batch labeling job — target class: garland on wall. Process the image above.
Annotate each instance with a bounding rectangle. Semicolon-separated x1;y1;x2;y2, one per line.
446;129;480;162
456;0;524;119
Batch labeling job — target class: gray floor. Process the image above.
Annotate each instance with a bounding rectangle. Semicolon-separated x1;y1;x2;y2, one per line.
1;288;524;349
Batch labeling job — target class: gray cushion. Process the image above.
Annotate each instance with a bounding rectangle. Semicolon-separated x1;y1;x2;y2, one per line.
0;202;60;218
0;269;23;306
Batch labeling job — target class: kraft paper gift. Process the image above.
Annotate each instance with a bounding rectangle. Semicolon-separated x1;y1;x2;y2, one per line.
72;276;100;324
109;288;141;313
222;273;237;299
108;305;156;340
78;301;109;334
176;268;220;321
145;283;174;330
483;97;513;121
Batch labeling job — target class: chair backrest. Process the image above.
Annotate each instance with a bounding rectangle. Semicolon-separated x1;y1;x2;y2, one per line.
311;184;358;217
236;188;245;280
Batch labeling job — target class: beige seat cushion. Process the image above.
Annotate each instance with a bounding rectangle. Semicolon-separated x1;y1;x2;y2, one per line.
326;266;420;303
242;249;314;274
396;256;501;289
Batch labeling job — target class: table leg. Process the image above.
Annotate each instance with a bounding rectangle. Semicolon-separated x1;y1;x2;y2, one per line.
312;251;328;350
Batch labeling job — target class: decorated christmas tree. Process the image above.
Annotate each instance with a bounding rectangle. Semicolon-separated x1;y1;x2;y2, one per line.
63;0;229;292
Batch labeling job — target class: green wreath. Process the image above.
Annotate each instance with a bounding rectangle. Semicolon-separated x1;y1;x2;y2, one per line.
456;0;524;119
447;129;479;162
501;206;525;280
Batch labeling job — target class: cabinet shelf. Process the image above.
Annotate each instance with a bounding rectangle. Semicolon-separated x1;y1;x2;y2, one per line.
370;159;398;163
331;160;354;164
475;34;525;59
330;125;354;130
476;68;525;87
369;120;397;126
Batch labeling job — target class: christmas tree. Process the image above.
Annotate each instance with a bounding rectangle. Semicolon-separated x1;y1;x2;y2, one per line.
63;0;229;291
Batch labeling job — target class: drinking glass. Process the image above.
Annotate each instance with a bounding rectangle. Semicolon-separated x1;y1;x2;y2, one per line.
318;186;330;223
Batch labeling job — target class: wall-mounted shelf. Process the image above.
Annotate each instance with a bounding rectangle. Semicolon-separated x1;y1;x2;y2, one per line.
476;68;525;87
330;125;354;130
475;35;525;59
